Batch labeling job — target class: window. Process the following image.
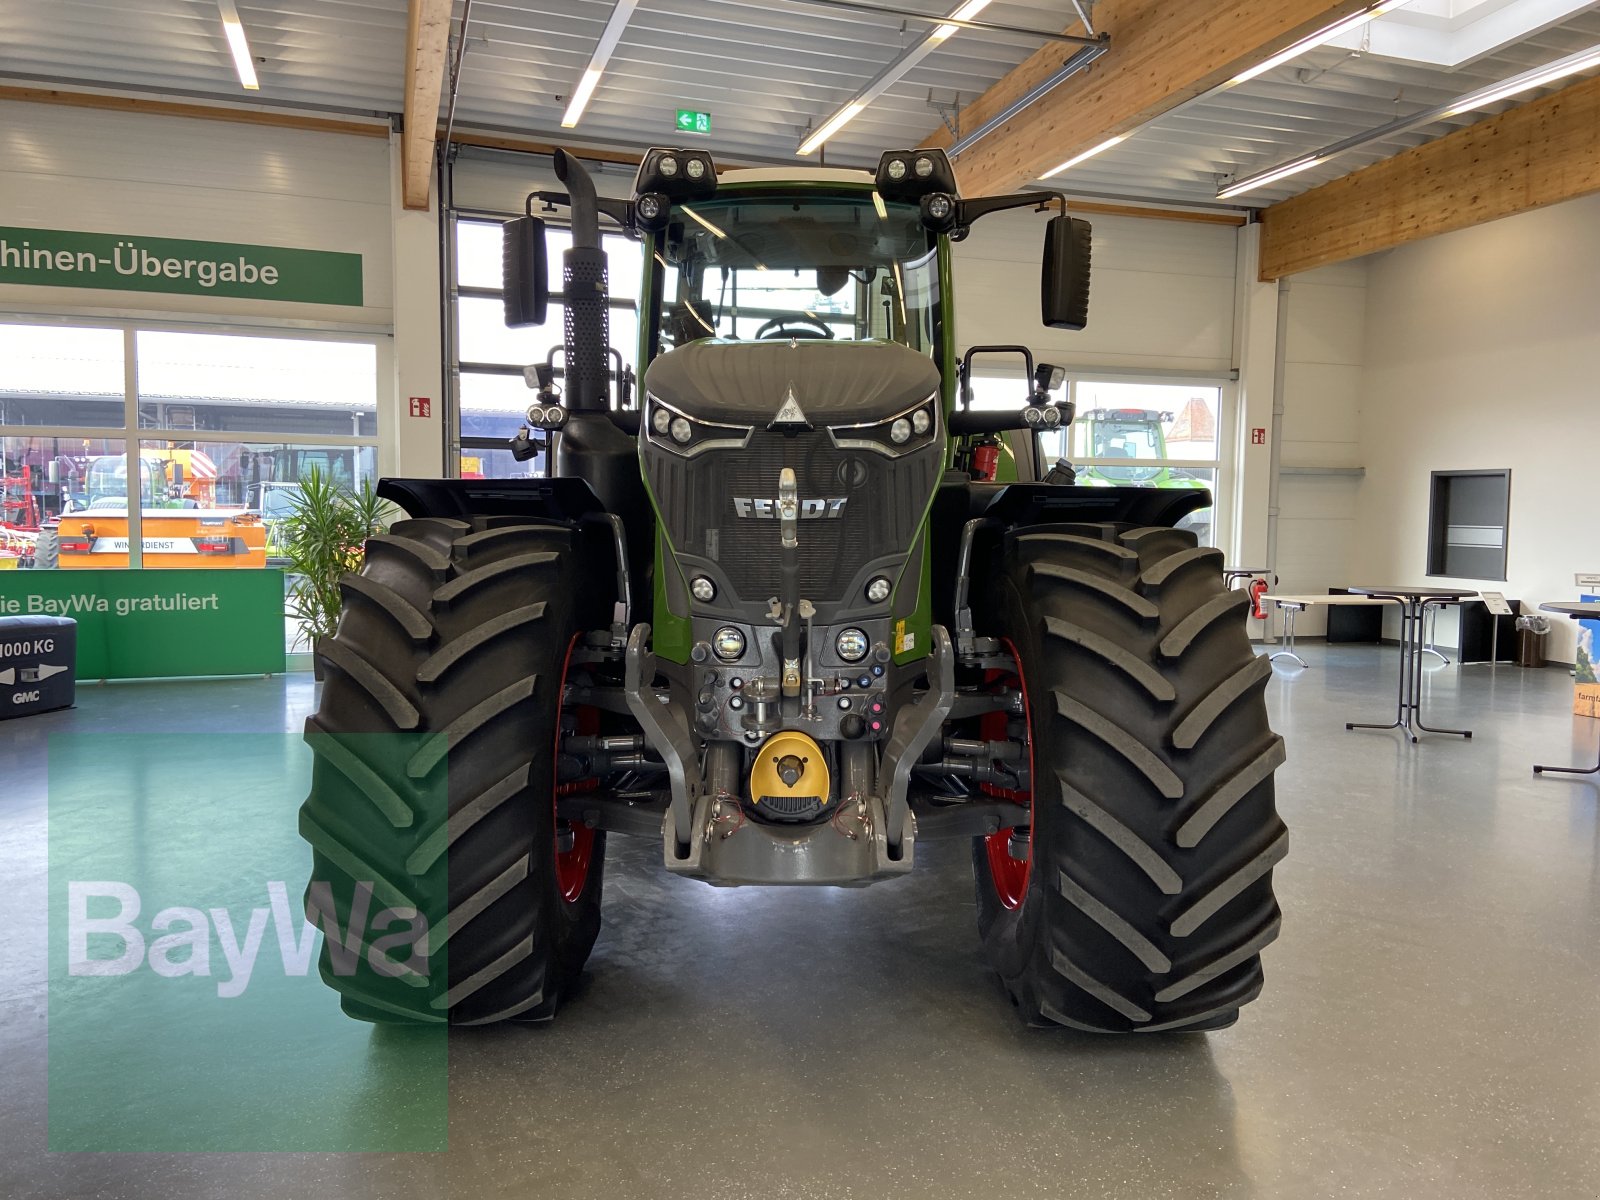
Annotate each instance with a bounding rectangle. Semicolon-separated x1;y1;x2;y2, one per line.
1040;379;1228;548
1428;469;1510;580
450;215;640;479
0;319;378;570
136;331;376;437
0;324;125;428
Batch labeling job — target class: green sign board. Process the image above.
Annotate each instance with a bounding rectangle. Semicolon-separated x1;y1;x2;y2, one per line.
0;226;363;306
675;108;712;135
0;568;287;679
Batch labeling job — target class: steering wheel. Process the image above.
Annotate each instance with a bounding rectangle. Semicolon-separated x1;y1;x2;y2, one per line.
754;315;835;341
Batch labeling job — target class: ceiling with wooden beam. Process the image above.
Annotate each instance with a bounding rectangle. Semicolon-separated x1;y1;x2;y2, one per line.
1258;70;1600;278
403;0;454;209
1;0;1598;215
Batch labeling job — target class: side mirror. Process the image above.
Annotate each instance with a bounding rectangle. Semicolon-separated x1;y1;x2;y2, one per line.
1041;215;1091;330
502;215;549;327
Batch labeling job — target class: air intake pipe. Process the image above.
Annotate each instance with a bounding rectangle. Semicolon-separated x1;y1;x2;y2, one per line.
553;149;611;414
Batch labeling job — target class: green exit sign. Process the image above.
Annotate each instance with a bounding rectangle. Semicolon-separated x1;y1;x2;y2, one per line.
675;109;712;135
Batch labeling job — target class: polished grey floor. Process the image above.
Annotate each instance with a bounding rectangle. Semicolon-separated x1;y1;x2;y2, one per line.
4;646;1600;1198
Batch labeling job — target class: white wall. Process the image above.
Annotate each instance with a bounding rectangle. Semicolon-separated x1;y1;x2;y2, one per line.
0;102;394;327
1272;259;1369;636
1350;192;1600;663
954;209;1238;374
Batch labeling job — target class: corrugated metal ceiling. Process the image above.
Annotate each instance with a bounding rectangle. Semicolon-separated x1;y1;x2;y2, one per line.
2;0;1598;209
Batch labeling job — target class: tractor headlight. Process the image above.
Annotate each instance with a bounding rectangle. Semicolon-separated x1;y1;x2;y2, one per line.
836;628;870;663
865;576;891;603
829;395;938;456
659;154;680;178
644;393;752;456
713;626;746;661
691;576;716;603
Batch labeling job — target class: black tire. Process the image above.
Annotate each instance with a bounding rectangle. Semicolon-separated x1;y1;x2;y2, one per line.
299;515;608;1025
32;528;58;570
973;522;1286;1032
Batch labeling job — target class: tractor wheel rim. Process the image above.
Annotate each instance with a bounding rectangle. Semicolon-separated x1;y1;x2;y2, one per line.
554;633;597;905
982;637;1034;911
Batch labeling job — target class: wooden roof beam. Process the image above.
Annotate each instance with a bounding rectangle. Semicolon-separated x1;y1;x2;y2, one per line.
402;0;452;210
1258;72;1600;280
925;0;1380;196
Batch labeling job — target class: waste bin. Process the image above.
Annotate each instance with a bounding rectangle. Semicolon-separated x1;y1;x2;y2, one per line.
1515;613;1550;668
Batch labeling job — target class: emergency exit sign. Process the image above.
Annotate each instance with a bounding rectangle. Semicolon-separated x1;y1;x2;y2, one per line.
675;109;712;135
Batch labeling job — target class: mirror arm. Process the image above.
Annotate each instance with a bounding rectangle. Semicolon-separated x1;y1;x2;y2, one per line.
954;190;1068;235
524;191;640;237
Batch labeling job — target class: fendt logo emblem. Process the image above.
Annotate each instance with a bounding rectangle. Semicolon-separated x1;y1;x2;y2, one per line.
733;497;847;519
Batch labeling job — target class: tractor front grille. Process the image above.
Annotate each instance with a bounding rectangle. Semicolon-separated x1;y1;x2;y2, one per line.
644;427;941;604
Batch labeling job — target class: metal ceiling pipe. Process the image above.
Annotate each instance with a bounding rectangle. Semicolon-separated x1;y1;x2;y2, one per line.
948;41;1109;157
778;0;1105;45
440;0;475;157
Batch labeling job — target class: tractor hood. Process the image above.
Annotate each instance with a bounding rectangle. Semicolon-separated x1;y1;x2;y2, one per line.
643;338;940;426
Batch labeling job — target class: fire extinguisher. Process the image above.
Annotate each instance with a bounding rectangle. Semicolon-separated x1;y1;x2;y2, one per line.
1248;576;1269;621
972;437;1000;482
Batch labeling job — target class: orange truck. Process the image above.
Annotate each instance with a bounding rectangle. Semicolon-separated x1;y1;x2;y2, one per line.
55;454;266;569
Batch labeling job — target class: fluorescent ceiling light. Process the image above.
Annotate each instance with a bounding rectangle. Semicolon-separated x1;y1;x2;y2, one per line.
216;0;259;91
1442;42;1600;114
797;0;993;155
1217;155;1325;199
798;102;865;156
931;0;993;42
1228;0;1415;86
1216;39;1600;200
1040;135;1126;179
562;67;603;128
561;0;641;128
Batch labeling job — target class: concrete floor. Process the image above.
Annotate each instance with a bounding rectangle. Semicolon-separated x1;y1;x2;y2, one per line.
4;645;1600;1198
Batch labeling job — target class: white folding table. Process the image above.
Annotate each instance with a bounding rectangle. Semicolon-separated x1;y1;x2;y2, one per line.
1261;593;1394;668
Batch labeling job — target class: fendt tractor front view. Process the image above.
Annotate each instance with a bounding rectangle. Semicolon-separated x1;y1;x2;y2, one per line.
299;146;1287;1032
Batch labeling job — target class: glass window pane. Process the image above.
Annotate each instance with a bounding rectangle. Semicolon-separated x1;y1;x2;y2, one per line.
459;296;565;367
966;372;1033;412
458;298;641;374
1072;382;1219;462
459;443;547;480
136;331;377;437
456;220;579;291
1;435;126;569
460;373;536;441
0;324;125;429
134;439;378;568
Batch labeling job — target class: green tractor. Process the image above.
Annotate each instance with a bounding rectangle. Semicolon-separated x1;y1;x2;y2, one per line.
1074;407;1213;543
299;147;1285;1031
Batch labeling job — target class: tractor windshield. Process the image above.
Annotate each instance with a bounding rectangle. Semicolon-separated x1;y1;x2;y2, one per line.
656;191;939;355
1087;420;1162;482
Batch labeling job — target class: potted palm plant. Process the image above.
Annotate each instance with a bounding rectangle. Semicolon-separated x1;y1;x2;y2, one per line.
282;468;387;673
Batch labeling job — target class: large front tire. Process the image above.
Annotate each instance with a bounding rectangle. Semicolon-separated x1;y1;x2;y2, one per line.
299;516;608;1025
974;523;1286;1032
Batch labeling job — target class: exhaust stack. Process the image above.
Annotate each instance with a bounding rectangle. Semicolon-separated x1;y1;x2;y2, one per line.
553;149;611;413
